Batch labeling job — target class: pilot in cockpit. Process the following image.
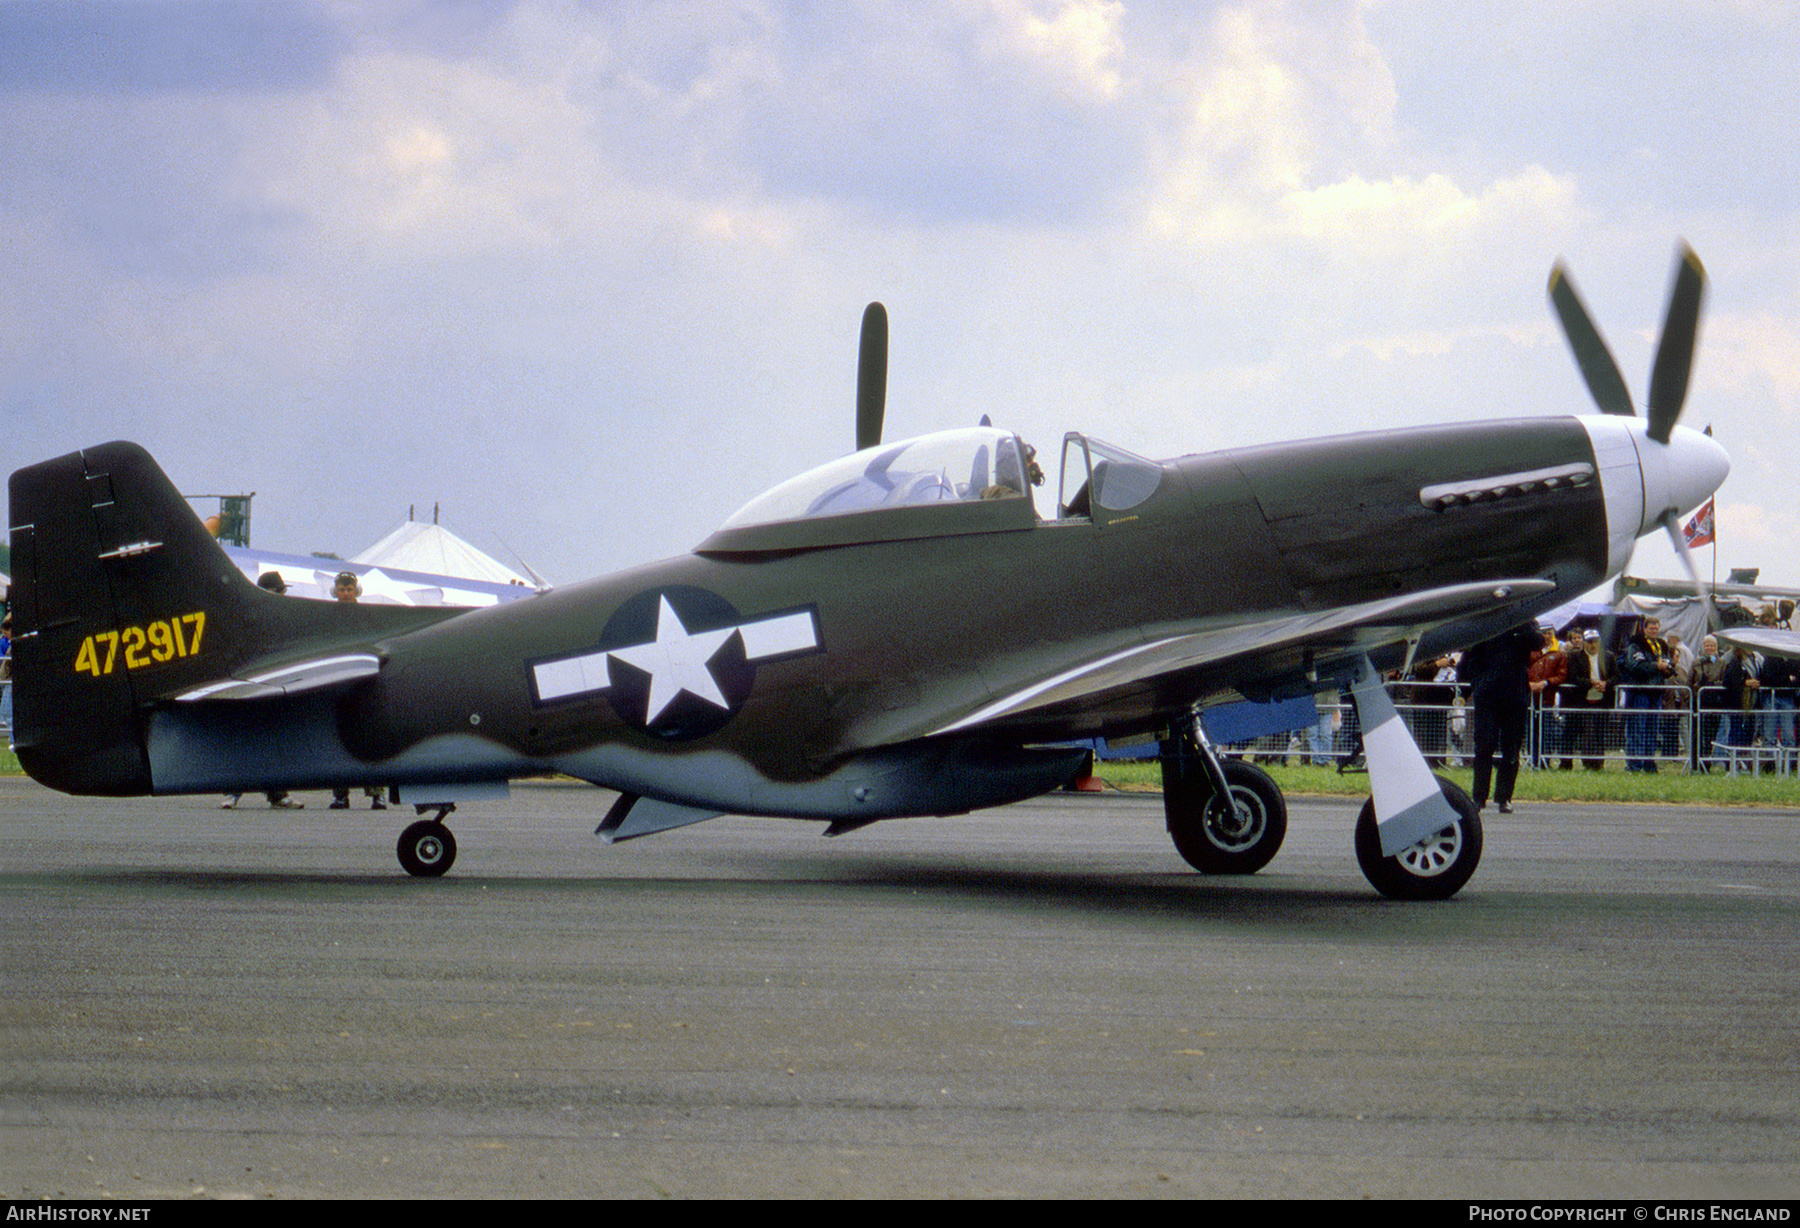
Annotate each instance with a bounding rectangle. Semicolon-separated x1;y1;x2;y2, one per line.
980;440;1045;500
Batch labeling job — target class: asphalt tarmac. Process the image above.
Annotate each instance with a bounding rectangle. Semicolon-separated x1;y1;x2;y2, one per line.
3;775;1797;1199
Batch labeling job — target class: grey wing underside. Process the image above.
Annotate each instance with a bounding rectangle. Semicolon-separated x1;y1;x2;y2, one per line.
930;578;1556;737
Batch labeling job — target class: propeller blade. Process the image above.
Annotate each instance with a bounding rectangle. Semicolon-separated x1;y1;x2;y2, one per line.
1661;509;1716;628
1548;262;1635;417
1646;244;1706;445
856;302;888;452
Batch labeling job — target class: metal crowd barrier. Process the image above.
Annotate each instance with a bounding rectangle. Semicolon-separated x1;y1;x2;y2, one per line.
1693;684;1798;777
1220;680;1800;776
1223;682;1467;768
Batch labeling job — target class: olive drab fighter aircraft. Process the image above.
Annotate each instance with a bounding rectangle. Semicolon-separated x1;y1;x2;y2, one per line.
8;246;1729;898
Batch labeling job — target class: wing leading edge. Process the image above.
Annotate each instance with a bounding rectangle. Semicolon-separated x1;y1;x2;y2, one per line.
930;578;1557;737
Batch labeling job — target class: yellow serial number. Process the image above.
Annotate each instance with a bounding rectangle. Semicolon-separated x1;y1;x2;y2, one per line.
73;613;207;676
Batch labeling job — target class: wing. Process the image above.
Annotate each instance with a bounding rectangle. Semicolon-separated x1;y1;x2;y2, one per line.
929;578;1556;737
1715;626;1800;658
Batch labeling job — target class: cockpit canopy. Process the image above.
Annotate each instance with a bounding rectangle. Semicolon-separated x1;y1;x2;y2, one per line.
1056;432;1163;518
722;427;1037;531
699;425;1166;555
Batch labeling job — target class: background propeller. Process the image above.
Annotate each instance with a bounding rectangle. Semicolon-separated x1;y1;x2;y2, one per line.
856;301;887;452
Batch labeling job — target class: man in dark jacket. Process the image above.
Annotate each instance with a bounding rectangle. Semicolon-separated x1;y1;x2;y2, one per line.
1461;623;1539;812
1619;616;1674;772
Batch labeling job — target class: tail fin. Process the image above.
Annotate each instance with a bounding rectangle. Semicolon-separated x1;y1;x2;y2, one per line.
9;443;269;792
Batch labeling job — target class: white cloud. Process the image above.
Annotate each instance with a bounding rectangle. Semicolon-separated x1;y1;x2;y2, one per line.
1706;311;1800;423
1283;165;1579;258
248;51;603;257
1146;3;1580;258
1718;498;1800;568
1332;321;1546;364
985;0;1126;100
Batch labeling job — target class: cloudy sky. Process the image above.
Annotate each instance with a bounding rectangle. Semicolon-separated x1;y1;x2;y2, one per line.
4;0;1797;592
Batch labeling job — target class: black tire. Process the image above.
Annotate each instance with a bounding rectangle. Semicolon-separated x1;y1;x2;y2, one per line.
397;819;457;878
1353;776;1481;900
1168;758;1288;874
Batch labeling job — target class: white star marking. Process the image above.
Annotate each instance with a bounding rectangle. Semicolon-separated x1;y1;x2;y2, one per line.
605;595;736;724
530;602;819;711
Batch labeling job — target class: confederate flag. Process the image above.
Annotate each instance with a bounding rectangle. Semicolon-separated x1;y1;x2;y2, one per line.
1683;498;1716;549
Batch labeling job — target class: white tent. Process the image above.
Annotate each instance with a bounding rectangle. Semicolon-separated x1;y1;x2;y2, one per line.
223;517;538;607
352;520;532;587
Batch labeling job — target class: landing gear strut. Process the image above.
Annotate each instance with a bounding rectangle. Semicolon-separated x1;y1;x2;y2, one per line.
1344;655;1482;899
397;804;457;878
1160;720;1288;875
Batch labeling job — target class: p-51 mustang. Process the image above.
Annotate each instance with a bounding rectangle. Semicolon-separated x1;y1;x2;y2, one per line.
7;248;1728;898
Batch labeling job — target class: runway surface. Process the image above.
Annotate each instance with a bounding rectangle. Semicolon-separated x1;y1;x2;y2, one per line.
3;775;1798;1199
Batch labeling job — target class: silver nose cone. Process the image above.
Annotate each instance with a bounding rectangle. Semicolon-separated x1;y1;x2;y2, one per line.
1638;423;1730;535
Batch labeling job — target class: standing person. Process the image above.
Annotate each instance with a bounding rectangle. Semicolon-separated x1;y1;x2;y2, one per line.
1307;690;1337;766
1401;655;1455;767
221;573;304;810
1461;623;1538;813
1528;626;1568;768
1663;629;1696;763
1722;646;1763;764
1620;617;1674;772
1557;627;1594;770
1694;634;1729;768
1436;652;1466;766
1760;645;1800;761
330;571;387;811
1752;606;1787;750
1571;630;1616;770
0;613;12;743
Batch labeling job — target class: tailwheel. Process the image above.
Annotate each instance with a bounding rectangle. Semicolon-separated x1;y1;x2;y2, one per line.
1353;776;1482;900
397;819;457;878
1167;757;1288;875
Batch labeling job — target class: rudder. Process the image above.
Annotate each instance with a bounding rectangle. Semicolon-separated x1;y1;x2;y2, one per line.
9;442;261;794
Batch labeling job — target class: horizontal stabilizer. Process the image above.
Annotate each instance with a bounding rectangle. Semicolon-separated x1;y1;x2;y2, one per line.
173;653;382;701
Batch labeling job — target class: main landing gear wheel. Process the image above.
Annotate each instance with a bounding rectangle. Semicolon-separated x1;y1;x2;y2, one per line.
397;819;457;878
1353;776;1482;900
1168;758;1288;875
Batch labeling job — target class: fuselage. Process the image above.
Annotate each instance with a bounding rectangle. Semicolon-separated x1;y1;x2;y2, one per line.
14;414;1727;818
207;413;1718;810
